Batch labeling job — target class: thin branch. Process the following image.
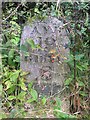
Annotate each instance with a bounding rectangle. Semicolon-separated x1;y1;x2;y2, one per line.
2;3;21;23
47;87;66;99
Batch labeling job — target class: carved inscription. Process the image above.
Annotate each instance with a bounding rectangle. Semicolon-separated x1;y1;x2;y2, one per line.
20;17;69;95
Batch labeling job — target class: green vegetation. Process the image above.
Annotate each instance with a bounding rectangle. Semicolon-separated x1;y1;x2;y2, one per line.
1;1;90;119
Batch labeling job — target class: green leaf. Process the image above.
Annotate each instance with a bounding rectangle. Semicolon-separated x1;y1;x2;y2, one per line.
54;109;76;118
51;12;56;17
8;95;16;100
20;71;29;76
8;49;15;58
14;56;20;62
0;84;2;92
5;81;12;90
17;92;26;101
12;16;18;20
0;84;2;96
11;37;19;45
10;21;18;25
9;108;19;118
77;62;88;71
20;44;28;52
10;70;20;82
76;64;83;71
27;98;34;103
41;97;47;105
0;112;7;119
8;49;15;65
30;89;38;101
10;21;21;33
65;78;73;86
82;63;88;70
34;8;40;14
56;97;62;107
20;44;29;57
54;110;69;118
36;44;41;49
81;27;87;34
65;54;73;63
26;38;36;49
78;81;85;87
79;91;88;97
75;54;84;61
28;82;33;91
19;81;27;91
7;85;16;94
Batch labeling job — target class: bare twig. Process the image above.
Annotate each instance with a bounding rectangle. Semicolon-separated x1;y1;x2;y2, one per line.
2;3;21;23
47;87;66;99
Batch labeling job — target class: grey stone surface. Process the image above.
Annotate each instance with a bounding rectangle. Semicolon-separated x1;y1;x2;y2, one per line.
20;16;69;95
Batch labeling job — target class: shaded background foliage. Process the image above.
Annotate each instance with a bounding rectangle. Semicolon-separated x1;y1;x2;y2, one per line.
1;1;90;119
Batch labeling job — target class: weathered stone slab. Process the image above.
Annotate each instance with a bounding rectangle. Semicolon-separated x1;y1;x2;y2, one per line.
20;16;69;96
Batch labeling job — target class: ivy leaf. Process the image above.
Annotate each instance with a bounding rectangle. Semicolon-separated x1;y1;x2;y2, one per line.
7;85;16;94
5;81;12;90
19;81;27;91
30;89;38;101
17;92;26;101
10;70;20;82
8;95;16;100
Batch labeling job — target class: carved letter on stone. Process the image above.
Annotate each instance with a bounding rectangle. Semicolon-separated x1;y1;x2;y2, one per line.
20;16;69;96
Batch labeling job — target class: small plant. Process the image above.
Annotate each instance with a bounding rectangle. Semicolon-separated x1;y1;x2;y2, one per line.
1;67;38;118
53;97;76;119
